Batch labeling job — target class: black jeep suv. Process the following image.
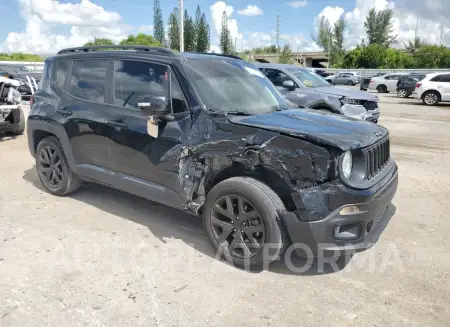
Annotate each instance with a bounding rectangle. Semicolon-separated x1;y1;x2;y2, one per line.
27;46;398;268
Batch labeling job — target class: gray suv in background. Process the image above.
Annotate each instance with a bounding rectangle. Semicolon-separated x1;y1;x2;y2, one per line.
256;64;380;123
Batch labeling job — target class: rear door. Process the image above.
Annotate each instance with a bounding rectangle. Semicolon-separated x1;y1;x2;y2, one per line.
55;57;118;183
385;75;400;92
438;74;450;101
105;59;190;208
335;73;347;84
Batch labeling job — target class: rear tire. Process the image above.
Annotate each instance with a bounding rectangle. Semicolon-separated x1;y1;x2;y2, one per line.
36;136;82;196
203;177;287;269
10;106;25;135
377;85;387;93
422;91;440;106
346;80;354;86
397;89;409;98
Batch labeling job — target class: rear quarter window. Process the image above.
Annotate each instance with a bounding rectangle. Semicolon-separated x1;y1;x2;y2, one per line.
54;59;70;90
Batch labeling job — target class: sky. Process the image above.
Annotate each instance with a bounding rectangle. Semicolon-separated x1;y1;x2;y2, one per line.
0;0;448;55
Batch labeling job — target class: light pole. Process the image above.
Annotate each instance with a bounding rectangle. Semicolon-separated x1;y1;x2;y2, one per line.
180;0;184;52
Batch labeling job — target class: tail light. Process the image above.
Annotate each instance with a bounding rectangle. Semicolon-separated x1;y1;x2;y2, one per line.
415;83;422;88
369;80;374;83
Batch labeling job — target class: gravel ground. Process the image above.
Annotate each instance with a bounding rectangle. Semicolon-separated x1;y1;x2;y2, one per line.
1;93;449;327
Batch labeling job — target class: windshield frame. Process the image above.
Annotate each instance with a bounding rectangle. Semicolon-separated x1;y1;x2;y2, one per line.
183;58;289;115
286;67;331;88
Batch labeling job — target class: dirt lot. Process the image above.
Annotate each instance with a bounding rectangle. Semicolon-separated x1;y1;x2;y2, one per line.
1;93;449;327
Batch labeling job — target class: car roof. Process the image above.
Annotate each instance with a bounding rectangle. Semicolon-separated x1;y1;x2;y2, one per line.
54;46;243;62
425;71;450;77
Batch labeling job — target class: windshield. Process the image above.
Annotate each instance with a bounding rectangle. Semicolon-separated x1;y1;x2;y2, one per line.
286;68;330;88
184;59;287;114
1;65;33;74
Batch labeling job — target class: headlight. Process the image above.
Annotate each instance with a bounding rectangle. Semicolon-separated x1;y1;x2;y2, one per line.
341;98;361;105
341;151;353;179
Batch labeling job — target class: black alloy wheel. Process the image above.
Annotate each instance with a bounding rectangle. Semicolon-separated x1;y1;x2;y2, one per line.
35;136;81;195
38;145;64;189
210;194;265;258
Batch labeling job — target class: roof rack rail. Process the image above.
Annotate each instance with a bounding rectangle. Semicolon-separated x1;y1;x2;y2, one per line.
57;45;175;56
190;52;243;60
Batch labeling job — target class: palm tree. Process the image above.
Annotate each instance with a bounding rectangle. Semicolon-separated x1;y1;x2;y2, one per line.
404;37;428;53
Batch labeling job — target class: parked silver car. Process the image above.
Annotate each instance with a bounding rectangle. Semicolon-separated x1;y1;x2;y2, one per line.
255;63;380;123
326;72;360;85
368;73;408;93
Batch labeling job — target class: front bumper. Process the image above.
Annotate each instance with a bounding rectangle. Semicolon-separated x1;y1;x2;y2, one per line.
340;104;380;123
281;163;398;257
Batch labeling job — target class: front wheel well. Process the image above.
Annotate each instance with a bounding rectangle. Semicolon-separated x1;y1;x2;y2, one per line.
205;164;297;212
33;130;57;151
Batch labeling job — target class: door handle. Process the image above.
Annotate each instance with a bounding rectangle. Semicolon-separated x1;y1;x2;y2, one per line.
57;107;72;117
107;120;128;131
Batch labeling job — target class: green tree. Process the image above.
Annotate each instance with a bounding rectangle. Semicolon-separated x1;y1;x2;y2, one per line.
364;8;397;47
153;0;165;45
341;47;362;68
167;8;180;51
313;16;332;53
278;44;294;64
119;33;162;46
404;36;428;54
332;17;346;66
194;5;202;49
84;38;115;46
413;45;450;68
184;10;195;52
196;13;210;52
220;11;232;54
0;53;43;62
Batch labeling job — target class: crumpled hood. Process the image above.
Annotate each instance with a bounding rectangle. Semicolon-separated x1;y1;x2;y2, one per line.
314;86;379;101
228;108;388;150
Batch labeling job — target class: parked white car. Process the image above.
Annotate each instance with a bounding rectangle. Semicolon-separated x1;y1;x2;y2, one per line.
412;72;450;105
368;73;408;93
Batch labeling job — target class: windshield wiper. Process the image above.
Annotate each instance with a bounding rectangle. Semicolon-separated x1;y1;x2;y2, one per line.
225;111;252;116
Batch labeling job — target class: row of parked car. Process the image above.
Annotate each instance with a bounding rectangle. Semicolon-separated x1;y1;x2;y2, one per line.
363;72;450;106
21;46;398;268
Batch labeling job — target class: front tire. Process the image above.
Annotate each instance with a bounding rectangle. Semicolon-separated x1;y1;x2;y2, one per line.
422;91;440;106
346;80;354;86
203;177;287;269
36;136;81;196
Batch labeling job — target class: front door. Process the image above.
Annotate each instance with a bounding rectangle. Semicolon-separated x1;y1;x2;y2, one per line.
106;59;191;208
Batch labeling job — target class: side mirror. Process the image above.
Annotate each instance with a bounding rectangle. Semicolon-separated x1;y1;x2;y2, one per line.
138;96;170;117
282;80;295;90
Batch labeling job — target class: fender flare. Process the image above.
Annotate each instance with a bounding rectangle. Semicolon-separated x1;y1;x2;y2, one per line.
27;118;77;171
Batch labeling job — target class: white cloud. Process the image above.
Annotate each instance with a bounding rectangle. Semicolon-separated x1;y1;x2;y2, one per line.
287;1;308;9
0;0;130;55
280;32;321;52
136;25;154;34
238;5;263;16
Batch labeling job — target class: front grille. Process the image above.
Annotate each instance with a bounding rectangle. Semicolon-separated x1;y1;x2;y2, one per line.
364;137;390;179
363;101;378;111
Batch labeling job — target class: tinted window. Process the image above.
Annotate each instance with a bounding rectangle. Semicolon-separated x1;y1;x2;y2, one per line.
431;75;441;82
38;59;51;91
114;60;169;109
70;59;107;102
54;60;70;89
440;74;450;82
171;74;188;113
264;69;291;86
